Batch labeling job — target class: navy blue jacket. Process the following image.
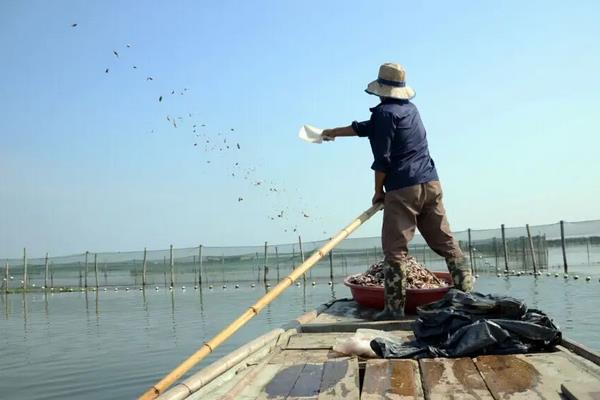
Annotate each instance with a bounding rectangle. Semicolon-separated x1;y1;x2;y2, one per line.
352;99;438;191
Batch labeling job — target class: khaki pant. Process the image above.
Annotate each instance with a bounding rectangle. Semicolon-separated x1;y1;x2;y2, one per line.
382;181;463;262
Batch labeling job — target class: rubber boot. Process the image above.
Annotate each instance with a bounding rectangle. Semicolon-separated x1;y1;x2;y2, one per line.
373;260;406;321
446;257;474;292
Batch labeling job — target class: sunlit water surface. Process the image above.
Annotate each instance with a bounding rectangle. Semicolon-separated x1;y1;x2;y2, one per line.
2;265;600;400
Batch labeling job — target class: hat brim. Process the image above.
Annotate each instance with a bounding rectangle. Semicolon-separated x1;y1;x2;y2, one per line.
365;80;415;100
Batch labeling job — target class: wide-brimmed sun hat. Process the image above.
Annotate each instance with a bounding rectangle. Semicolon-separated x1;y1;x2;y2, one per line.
365;63;415;100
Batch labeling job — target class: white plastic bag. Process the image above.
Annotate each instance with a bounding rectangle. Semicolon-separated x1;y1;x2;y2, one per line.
298;124;324;144
332;329;404;358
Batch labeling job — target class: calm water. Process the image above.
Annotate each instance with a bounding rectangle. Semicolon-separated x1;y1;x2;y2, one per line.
2;265;600;400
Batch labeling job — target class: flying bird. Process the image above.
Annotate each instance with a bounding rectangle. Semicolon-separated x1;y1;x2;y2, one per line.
113;50;119;58
236;143;241;150
105;68;109;73
146;76;153;81
132;65;137;69
126;44;131;48
238;197;243;202
71;23;78;27
159;96;163;102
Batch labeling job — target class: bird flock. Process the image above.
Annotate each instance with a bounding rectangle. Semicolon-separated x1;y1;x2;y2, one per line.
71;23;328;237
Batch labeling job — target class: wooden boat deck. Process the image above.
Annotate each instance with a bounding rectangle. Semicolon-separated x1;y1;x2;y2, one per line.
166;299;600;400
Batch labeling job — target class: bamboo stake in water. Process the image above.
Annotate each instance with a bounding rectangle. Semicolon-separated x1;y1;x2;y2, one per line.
526;224;537;274
4;263;8;294
44;253;49;289
467;228;473;273
198;245;203;286
275;247;280;281
84;251;89;288
169;245;175;288
94;253;99;288
329;245;334;281
138;203;383;400
142;248;147;287
298;236;305;283
501;224;509;273
263;242;268;284
23;248;27;291
560;220;568;273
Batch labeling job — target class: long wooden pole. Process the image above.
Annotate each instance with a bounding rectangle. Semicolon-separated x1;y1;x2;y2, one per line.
142;248;147;287
298;236;305;283
138;203;383;400
170;245;175;288
275;247;280;281
526;224;537;274
84;251;89;288
4;263;8;294
560;220;568;273
263;242;268;284
94;253;99;289
467;228;473;273
23;248;27;291
44;253;49;289
501;224;509;273
198;245;203;286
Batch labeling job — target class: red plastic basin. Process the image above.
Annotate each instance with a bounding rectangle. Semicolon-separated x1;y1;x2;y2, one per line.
343;272;453;314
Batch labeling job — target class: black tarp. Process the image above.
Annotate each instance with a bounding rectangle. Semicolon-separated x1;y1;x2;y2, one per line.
371;289;561;358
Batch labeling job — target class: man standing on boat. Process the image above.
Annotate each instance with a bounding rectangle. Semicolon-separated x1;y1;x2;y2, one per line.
322;63;472;319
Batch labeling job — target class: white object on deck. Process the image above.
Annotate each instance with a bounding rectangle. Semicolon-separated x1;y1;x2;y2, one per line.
298;124;324;144
332;328;402;358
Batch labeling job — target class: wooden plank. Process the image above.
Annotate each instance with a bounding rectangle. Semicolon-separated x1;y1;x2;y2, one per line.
268;350;333;365
561;382;600;400
256;363;306;400
520;353;600;399
475;355;544;400
317;357;359;400
301;321;414;333
201;364;282;400
561;337;600;367
287;363;325;399
420;358;493;400
286;333;353;350
306;300;416;326
362;359;389;399
362;359;424;399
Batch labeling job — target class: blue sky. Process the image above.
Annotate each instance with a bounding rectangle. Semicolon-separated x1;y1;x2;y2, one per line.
1;1;599;257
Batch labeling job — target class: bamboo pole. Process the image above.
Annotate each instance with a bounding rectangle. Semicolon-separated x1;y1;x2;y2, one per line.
4;263;8;294
263;242;268;284
560;220;568;273
493;237;498;272
501;224;509;273
467;229;473;273
587;238;591;265
298;236;305;283
142;248;147;287
44;253;49;289
84;251;89;288
138;203;383;400
275;247;280;281
329;244;334;281
22;248;27;291
198;245;203;286
170;245;175;287
526;224;537;274
94;253;99;288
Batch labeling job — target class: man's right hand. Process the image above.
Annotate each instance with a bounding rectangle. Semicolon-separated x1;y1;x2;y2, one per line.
321;129;335;141
372;191;385;205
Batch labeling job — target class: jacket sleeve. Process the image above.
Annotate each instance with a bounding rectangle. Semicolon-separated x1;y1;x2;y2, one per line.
351;119;371;137
369;112;395;173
